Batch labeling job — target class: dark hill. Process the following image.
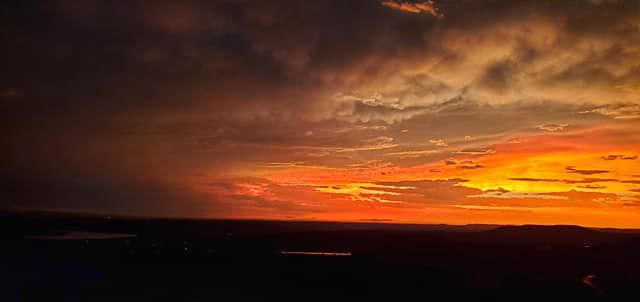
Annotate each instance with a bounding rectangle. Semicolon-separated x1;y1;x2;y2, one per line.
477;224;622;247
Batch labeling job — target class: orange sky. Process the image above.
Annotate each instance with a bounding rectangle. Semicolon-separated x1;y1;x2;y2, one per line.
194;125;640;228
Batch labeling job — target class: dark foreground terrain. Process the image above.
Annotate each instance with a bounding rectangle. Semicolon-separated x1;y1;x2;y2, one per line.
1;212;639;301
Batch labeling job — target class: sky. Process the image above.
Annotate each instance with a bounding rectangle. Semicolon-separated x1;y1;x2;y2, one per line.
2;0;640;228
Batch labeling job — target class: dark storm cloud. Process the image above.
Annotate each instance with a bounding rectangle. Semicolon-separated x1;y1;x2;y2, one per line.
476;59;519;94
4;1;636;125
1;172;217;216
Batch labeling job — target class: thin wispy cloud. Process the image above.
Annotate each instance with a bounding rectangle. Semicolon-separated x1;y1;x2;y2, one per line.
454;148;496;156
381;0;442;17
536;124;569;132
565;166;611;175
429;138;448;147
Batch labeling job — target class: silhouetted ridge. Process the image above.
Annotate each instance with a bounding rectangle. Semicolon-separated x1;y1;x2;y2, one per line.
478;224;614;247
491;224;596;234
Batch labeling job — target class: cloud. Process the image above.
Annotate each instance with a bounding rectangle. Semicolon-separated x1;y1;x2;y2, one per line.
441;158;485;169
331;95;434;124
255;162;324;169
459;163;484;169
564;178;618;184
508;177;639;186
509;177;560;182
601;154;637;160
565;166;611;175
536;123;569;132
468;191;567;200
142;1;204;33
368;179;477;204
429;138;448;147
588;0;622;5
359;218;394;222
337;136;398;152
386;149;439;158
0;89;19;98
454;148;496;156
577;184;607;189
444;159;457;165
484;188;510;194
333;125;388;133
581;104;640;120
381;0;442;17
451;205;536;211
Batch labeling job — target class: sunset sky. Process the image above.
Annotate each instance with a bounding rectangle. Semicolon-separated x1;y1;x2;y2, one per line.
2;0;640;227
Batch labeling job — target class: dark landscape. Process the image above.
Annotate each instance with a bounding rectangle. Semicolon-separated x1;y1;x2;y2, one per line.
2;212;639;301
